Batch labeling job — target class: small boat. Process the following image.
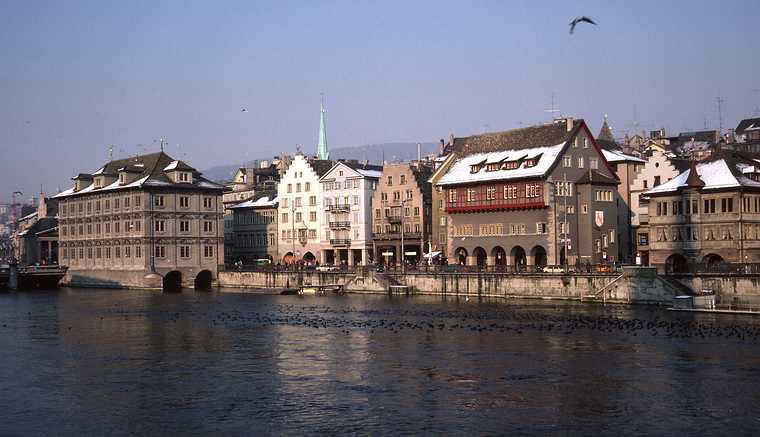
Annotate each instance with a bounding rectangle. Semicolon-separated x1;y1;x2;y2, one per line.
299;287;320;295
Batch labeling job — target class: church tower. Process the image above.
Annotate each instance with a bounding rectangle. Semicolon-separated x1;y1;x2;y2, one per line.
317;95;329;160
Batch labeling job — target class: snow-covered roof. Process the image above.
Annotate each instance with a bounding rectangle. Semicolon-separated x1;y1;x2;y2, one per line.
92;167;105;175
53;176;149;198
19;211;38;221
437;143;565;186
230;196;278;209
601;149;646;164
163;161;179;171
644;159;760;195
357;169;382;178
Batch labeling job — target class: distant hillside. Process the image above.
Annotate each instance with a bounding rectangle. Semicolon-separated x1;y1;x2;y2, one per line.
202;142;439;182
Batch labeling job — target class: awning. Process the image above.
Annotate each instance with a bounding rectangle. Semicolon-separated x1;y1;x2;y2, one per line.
424;251;442;259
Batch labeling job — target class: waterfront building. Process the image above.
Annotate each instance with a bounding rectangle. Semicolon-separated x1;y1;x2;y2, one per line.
53;151;224;290
436;118;620;268
319;160;382;266
596;116;647;263
371;161;434;266
276;153;332;264
428;150;458;263
629;149;690;265
13;195;59;265
222;157;286;263
229;193;278;264
644;149;760;272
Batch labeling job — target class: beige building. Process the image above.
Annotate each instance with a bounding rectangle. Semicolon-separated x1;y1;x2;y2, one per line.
629;149;689;265
644;149;760;272
54;152;224;290
13;195;59;265
428;152;457;263
371;161;434;266
229;193;278;264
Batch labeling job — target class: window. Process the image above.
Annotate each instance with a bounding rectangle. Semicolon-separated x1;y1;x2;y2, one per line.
440;216;446;226
309;211;316;222
610;229;615;244
295;212;302;222
595;190;613;202
577;157;584;168
178;172;190;182
405;190;413;200
203;246;214;258
563;155;572;167
486;186;496;200
287;184;292;193
536;223;547;234
504;186;518;199
590;158;598;170
643;180;648;189
135;196;141;207
125;246;131;258
581;204;588;214
692;199;698;214
557;181;573;196
153;196;163;207
203;221;213;232
115;247;121;258
180;220;190;233
155;246;166;258
180;246;190;258
309;196;317;206
400;175;406;184
387;176;393;186
567;205;575;214
466;189;476;202
449;190;457;203
114;222;120;233
203;197;213;208
179;196;189;208
414;207;420;216
305;182;310;191
124;197;130;208
154;220;165;232
584;138;589;148
295;197;302;207
296;183;301;193
653;176;661;187
281;213;288;223
525;184;541;198
375;209;381;218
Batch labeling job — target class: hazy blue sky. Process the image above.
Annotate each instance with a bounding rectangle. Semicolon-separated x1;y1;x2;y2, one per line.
2;0;759;200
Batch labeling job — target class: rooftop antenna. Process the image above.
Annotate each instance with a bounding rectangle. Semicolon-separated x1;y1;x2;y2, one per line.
108;145;114;161
158;137;167;153
716;95;724;133
544;92;560;119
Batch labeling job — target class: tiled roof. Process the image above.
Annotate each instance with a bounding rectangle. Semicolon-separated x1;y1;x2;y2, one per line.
454;122;577;155
645;149;760;195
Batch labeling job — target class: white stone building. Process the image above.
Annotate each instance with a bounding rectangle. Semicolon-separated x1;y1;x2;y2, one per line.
318;160;382;266
276;154;333;264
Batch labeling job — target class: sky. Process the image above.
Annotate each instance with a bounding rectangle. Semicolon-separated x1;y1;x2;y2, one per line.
1;0;759;201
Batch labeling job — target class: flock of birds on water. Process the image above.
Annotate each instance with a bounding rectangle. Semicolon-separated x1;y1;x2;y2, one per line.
62;298;760;343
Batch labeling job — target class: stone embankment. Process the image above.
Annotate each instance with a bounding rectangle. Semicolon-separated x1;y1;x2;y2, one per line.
218;266;686;305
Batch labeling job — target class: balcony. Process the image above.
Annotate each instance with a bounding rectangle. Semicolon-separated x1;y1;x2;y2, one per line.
329;221;351;229
330;238;351;247
327;204;350;212
373;232;422;241
387;216;402;224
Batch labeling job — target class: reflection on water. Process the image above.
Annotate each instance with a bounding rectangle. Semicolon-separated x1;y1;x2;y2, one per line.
1;289;760;436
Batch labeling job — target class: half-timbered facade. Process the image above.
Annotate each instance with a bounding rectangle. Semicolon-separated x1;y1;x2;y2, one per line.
437;118;620;268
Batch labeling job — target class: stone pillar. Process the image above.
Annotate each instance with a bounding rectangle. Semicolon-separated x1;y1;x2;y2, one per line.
348;249;355;266
467;255;477;266
487;255;495;266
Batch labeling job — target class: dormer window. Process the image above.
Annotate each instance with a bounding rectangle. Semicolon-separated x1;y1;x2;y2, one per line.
524;159;536;168
470;165;480;174
503;161;520;170
119;174;126;184
94;177;103;188
486;163;500;172
178;172;190;183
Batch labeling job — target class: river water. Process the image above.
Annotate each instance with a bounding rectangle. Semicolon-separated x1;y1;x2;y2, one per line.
1;288;759;436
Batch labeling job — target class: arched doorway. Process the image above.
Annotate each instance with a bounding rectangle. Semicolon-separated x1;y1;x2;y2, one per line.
454;247;468;265
702;253;724;268
303;252;316;266
491;246;506;267
665;253;689;274
511;246;526;271
473;247;487;267
283;252;295;265
163;270;182;292
194;270;213;291
531;246;548;268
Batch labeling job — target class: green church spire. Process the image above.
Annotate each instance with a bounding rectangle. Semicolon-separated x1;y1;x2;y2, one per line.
317;94;329;160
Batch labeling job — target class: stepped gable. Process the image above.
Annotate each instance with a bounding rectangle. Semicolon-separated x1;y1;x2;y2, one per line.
307;158;334;177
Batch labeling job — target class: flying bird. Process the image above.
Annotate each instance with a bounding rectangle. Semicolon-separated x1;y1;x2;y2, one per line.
569;16;596;34
241;108;248;112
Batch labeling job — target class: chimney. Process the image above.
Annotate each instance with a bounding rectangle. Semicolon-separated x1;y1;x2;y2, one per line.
439;139;445;155
417;143;422;162
566;117;574;132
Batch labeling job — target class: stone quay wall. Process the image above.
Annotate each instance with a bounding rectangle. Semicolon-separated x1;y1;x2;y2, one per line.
218;267;683;305
672;275;760;306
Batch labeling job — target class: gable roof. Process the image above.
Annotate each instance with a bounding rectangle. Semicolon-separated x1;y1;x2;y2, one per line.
736;117;760;136
644;150;760;195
